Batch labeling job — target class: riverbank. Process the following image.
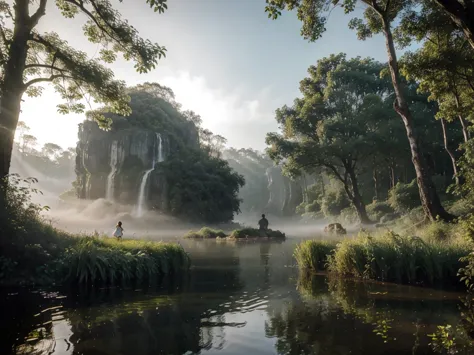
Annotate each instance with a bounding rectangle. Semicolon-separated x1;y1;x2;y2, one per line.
1;229;190;287
295;228;470;287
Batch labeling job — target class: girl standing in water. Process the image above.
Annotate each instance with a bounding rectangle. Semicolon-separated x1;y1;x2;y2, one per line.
113;221;124;240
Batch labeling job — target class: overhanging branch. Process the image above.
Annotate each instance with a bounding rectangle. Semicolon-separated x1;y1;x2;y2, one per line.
63;0;127;52
23;74;74;89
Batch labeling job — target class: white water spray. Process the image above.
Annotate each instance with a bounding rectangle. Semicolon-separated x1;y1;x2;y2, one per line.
157;133;164;163
136;133;164;217
106;141;118;200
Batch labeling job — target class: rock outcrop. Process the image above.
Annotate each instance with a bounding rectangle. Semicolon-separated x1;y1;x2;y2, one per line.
75;118;198;212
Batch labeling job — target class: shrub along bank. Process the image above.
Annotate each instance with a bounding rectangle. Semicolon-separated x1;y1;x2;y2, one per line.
295;230;469;287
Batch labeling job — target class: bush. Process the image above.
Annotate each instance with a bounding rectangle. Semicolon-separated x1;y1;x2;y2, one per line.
367;201;395;222
321;189;350;217
379;212;401;224
294;240;336;272
421;221;459;243
184;227;226;239
305;200;321;213
388;179;421;213
339;207;359;225
448;199;474;217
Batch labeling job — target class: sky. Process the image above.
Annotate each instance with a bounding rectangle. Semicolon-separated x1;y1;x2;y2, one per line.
19;0;391;151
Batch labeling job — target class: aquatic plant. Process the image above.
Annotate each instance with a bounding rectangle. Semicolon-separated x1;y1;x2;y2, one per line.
60;237;190;285
184;227;226;239
296;230;469;286
294;240;336;272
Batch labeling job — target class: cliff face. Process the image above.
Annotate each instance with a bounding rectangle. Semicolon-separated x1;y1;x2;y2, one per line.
265;166;303;216
75;119;198;212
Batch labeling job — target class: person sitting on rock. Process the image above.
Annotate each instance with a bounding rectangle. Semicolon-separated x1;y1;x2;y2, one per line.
258;214;269;231
113;221;124;240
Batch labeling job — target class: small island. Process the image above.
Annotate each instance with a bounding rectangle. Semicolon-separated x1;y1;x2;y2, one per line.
184;227;286;240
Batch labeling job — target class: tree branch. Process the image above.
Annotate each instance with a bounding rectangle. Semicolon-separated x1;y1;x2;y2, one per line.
23;74;74;89
63;0;126;51
24;63;67;72
30;0;48;28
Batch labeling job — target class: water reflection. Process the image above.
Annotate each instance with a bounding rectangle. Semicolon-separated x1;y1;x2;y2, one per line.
3;239;473;355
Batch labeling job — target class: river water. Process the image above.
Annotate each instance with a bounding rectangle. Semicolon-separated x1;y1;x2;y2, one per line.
1;237;471;355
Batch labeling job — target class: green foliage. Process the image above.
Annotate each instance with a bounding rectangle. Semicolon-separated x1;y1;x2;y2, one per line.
229;228;285;239
266;54;396;223
428;324;468;355
162;149;244;223
305;200;321;213
103;83;199;148
60;237;189;285
388;180;421;213
366;201;395;222
321;188;350;217
421;221;459;243
294;240;336;272
339;207;359;225
184;227;226;239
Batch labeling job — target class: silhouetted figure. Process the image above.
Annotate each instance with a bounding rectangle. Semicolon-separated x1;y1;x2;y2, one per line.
113;221;124;240
258;214;269;231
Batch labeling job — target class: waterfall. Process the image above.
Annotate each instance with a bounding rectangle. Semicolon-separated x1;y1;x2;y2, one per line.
136;167;154;217
106;141;118;200
136;134;162;217
157;133;164;162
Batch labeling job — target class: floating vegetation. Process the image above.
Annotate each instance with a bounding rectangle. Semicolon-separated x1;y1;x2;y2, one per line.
184;227;285;240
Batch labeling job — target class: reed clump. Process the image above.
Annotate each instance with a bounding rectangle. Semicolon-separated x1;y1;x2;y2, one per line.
295;230;469;286
294;240;337;272
59;236;190;285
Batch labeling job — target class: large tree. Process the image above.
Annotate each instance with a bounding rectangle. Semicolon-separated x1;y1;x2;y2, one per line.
0;0;168;181
264;0;454;221
266;55;394;224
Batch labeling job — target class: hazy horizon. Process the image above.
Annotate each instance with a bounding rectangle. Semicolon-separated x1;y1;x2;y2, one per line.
17;0;399;152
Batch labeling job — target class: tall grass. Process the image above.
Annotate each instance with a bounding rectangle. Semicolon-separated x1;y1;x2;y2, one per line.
294;240;336;272
60;237;190;285
295;231;469;286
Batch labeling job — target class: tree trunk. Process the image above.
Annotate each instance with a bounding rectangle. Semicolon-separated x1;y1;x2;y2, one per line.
434;0;474;51
440;118;460;185
381;17;454;222
458;116;470;143
373;167;378;201
452;91;470;143
344;166;371;224
0;4;31;180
